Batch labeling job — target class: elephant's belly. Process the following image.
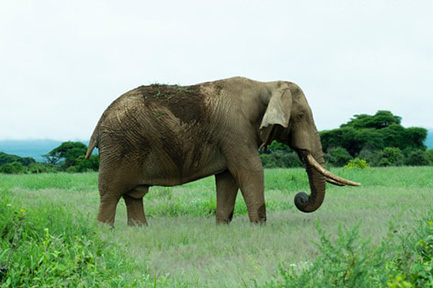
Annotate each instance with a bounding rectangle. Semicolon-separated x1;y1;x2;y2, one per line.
139;148;227;186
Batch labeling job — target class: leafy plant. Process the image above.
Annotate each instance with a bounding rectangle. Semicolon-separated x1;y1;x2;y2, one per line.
264;211;433;288
0;189;158;287
387;214;433;287
325;146;353;167
0;162;25;174
404;150;430;166
379;147;404;167
344;158;370;169
264;222;388;287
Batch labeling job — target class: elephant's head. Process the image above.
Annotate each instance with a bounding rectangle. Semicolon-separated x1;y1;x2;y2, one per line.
259;82;360;213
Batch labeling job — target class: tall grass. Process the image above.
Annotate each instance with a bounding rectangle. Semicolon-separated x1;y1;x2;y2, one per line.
0;167;432;287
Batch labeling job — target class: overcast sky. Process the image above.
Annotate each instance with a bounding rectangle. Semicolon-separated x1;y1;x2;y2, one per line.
1;0;432;141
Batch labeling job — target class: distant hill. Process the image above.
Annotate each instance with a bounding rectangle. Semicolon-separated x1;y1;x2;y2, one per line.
0;140;88;162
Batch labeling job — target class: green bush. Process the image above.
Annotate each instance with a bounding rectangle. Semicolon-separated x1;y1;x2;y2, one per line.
260;151;302;168
0;162;25;174
344;158;370;169
324;147;352;167
387;215;433;287
264;211;433;287
357;148;381;166
74;155;99;172
264;223;388;287
27;163;50;174
0;189;155;287
426;149;433;165
379;147;404;167
405;150;430;166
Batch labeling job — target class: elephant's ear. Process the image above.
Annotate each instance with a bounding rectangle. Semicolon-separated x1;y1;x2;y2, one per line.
259;87;292;145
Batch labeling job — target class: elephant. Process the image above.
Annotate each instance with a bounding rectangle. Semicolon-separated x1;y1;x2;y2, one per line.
86;76;359;226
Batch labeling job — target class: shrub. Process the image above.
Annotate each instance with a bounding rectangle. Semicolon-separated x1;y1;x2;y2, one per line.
0;162;25;174
357;148;380;166
260;151;303;168
264;223;388;287
344;158;370;169
387;213;433;287
0;189;154;287
426;149;433;165
27;163;49;173
379;147;404;167
405;150;430;166
74;155;99;172
265;211;433;287
325;147;352;167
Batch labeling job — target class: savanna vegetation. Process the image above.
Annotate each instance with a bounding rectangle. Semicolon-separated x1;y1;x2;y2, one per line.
0;110;432;286
0;142;99;174
1;167;432;287
262;111;433;168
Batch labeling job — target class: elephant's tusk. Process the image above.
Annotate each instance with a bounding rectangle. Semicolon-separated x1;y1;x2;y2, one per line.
306;154;361;187
325;177;345;186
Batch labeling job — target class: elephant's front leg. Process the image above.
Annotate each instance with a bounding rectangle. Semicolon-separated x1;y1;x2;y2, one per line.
228;154;266;223
215;170;239;223
123;186;149;226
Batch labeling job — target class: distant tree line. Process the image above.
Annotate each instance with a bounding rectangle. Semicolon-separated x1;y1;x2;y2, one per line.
261;110;433;168
0;110;432;174
0;142;98;174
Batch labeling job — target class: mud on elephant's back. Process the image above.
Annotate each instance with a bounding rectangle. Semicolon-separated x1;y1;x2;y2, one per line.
138;84;207;124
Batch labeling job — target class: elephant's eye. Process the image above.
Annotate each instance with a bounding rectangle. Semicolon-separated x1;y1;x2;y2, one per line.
297;113;305;120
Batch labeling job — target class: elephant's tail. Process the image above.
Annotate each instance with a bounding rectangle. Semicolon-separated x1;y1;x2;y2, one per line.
85;127;99;159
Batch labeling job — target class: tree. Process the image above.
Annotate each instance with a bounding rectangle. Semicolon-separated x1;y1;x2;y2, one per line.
341;110;401;130
70;155;99;172
0;152;35;167
320;111;427;162
404;127;427;150
44;142;88;170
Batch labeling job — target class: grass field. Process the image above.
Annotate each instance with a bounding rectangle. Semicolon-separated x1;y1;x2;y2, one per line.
1;167;432;287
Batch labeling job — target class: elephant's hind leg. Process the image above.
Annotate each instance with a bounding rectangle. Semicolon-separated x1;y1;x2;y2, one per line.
123;186;149;226
215;170;239;223
97;194;121;227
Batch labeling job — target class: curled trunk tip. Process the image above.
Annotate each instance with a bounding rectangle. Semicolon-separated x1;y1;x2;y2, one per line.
294;191;322;213
293;152;361;214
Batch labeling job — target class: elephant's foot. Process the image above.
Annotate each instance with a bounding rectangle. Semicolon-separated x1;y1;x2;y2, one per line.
123;195;148;226
216;210;234;224
97;196;120;227
247;203;267;224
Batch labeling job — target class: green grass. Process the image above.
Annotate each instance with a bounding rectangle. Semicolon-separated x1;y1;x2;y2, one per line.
1;167;432;287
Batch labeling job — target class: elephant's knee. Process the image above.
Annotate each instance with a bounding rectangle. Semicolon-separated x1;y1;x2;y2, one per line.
126;186;149;199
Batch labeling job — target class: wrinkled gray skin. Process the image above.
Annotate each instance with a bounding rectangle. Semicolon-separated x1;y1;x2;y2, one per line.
86;77;357;226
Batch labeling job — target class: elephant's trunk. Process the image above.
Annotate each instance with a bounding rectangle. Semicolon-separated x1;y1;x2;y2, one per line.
294;151;360;213
294;150;326;213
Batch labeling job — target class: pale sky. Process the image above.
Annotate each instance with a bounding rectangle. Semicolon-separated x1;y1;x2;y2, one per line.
1;0;432;141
